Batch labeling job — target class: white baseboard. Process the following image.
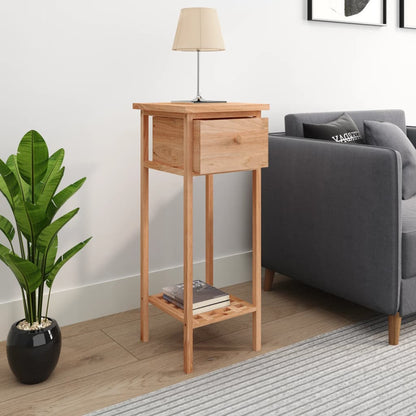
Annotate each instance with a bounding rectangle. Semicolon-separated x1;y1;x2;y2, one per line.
0;251;252;341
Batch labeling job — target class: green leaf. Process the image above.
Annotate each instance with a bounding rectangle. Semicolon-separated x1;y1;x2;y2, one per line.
2;253;42;293
35;149;65;206
0;176;13;209
37;167;64;214
7;155;30;203
39;236;58;275
0;242;11;259
47;177;86;221
42;149;65;184
27;202;49;239
46;237;91;288
37;208;79;253
45;236;58;274
14;200;48;243
0;159;20;207
17;130;49;188
0;215;15;242
13;199;32;241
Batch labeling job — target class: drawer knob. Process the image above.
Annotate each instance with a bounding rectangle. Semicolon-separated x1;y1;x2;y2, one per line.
234;134;243;144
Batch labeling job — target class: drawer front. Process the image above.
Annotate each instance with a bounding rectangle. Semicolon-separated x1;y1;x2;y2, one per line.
194;118;268;174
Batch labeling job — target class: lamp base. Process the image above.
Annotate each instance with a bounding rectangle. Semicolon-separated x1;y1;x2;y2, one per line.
172;99;227;103
172;95;226;104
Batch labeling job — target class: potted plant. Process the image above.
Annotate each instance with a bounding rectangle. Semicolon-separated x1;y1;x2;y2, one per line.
0;130;91;384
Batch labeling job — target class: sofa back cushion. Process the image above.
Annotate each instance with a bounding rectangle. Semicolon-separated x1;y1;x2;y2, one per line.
364;120;416;199
285;110;406;138
303;113;363;144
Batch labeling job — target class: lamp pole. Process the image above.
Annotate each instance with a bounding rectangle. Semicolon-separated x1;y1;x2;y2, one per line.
194;50;202;102
197;50;200;100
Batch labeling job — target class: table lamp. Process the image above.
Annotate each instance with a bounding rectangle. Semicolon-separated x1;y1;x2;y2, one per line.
172;7;226;103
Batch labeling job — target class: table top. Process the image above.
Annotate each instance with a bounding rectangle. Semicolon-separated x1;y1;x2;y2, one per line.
132;102;270;114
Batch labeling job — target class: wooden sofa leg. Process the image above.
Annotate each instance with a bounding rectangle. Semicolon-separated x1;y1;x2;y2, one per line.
388;313;402;345
264;268;275;291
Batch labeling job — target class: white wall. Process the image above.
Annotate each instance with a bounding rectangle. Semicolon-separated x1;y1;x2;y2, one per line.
0;1;415;334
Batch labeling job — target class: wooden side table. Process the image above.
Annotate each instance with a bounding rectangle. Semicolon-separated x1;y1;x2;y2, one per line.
133;102;269;373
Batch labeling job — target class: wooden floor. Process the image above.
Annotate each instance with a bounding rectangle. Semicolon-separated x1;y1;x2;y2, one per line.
0;274;375;416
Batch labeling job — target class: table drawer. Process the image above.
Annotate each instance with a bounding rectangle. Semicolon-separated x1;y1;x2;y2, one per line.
152;116;268;174
193;118;268;174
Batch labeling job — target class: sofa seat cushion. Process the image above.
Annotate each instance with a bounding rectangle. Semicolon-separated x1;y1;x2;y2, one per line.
402;196;416;279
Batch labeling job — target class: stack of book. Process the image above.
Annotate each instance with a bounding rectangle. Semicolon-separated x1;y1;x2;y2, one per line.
162;280;230;315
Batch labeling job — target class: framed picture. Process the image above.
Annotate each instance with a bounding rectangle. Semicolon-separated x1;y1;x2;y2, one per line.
400;0;416;28
308;0;387;26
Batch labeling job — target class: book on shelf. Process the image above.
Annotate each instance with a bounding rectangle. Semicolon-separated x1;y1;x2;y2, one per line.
162;294;230;315
162;280;230;310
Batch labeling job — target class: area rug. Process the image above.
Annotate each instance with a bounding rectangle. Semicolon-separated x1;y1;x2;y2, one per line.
86;315;416;415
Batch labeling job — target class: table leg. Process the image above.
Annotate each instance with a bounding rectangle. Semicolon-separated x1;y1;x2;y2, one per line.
206;175;214;286
184;115;194;373
252;169;262;351
140;113;149;342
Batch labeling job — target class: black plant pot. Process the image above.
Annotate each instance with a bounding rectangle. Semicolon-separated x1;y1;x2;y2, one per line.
6;318;61;384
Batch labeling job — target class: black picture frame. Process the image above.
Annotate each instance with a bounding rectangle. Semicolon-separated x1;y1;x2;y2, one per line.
308;0;387;26
400;0;416;29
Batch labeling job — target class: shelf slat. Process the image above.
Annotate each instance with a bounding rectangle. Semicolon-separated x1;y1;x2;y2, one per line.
148;293;256;328
193;295;256;328
149;294;184;322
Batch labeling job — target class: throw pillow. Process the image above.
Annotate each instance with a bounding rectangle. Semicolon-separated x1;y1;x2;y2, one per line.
303;113;363;144
364;120;416;200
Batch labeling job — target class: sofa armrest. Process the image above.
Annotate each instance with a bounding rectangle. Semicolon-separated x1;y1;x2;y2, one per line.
262;135;401;315
407;126;416;148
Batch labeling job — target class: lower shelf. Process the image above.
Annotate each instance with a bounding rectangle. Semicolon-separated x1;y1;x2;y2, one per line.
148;293;256;328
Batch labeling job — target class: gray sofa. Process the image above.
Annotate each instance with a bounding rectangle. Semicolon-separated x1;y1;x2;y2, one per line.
262;109;416;345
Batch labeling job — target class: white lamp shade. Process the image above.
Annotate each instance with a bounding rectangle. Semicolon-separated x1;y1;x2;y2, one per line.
172;8;225;51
